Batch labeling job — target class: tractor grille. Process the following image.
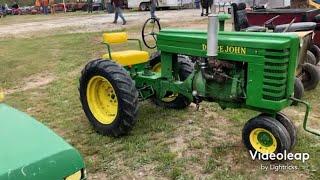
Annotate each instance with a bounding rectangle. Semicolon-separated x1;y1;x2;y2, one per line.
262;49;289;101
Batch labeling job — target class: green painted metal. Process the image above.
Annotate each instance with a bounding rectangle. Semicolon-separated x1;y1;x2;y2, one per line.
153;29;299;112
0;104;86;180
218;14;231;31
291;97;320;136
127;27;314;135
258;132;273;147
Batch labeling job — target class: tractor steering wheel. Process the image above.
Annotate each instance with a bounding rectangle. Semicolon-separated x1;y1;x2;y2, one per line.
142;18;161;49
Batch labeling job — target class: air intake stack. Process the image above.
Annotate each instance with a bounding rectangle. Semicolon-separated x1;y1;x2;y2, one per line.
207;14;219;58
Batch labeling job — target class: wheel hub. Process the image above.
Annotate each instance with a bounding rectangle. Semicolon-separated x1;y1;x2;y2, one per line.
249;128;277;153
86;76;118;124
257;131;273;147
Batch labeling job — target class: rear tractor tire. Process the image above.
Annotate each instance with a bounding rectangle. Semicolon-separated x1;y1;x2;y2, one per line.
306;50;317;65
150;53;194;109
242;115;291;154
300;63;320;91
309;44;320;65
293;77;304;105
79;59;139;136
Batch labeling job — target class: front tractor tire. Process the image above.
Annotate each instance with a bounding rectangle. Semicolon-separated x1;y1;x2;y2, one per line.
79;59;139;136
242;115;291;154
275;113;297;150
150;53;194;109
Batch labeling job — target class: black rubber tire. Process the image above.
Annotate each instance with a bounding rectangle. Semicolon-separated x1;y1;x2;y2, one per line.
139;2;148;11
151;54;194;109
258;113;297;150
275;113;297;150
149;51;161;67
242;115;291;154
301;63;320;91
293;77;304;105
309;44;320;65
79;59;139;137
306;50;317;65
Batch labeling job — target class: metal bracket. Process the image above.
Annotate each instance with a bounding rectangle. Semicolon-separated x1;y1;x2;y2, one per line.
138;85;155;101
290;97;320;136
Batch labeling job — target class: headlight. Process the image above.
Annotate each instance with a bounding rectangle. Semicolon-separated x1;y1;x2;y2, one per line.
65;170;82;180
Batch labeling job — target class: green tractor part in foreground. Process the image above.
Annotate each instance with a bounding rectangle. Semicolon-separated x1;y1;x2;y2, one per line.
79;15;320;155
0;94;86;180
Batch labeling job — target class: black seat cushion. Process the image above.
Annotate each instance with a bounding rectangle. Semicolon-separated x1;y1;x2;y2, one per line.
314;14;320;23
274;22;317;32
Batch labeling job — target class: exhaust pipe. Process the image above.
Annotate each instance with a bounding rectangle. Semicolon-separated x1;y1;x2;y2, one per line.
207;14;219;57
201;14;219;81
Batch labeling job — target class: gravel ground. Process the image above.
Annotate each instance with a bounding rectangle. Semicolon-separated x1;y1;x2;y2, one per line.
0;9;209;38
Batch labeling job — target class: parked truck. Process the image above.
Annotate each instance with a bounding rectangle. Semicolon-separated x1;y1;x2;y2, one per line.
128;0;193;11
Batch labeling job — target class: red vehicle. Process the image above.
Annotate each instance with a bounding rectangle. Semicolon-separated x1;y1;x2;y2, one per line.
11;3;22;15
246;8;320;46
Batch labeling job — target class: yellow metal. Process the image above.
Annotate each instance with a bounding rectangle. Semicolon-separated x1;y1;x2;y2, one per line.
65;170;82;180
102;50;149;66
103;32;128;44
249;128;277;154
86;76;118;125
309;0;320;9
161;95;178;102
151;63;178;102
0;88;4;102
151;62;162;73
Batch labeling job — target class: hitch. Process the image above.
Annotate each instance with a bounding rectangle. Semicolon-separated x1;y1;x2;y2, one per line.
291;97;320;136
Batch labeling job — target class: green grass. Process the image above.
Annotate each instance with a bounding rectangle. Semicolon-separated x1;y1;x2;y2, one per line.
1;30;320;179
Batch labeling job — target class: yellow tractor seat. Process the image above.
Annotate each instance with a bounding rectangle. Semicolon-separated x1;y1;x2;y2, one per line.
102;50;149;66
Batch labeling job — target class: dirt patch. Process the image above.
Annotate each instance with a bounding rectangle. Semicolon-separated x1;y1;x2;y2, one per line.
5;72;55;94
168;135;187;158
88;172;108;180
132;163;161;179
0;9;209;38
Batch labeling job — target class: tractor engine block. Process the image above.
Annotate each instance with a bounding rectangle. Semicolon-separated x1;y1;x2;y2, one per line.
208;59;237;83
193;58;246;106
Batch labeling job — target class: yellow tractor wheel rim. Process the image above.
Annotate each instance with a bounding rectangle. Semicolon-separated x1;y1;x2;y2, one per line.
86;76;118;125
249;128;277;154
0;88;4;102
152;62;178;102
152;63;162;73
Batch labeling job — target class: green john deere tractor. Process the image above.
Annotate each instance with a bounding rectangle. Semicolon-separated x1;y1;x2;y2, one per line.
79;15;319;154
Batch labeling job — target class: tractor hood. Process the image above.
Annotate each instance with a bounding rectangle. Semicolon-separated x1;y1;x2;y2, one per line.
0;104;85;179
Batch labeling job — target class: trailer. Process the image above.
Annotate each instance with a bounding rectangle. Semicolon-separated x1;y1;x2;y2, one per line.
128;0;193;11
252;0;291;8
